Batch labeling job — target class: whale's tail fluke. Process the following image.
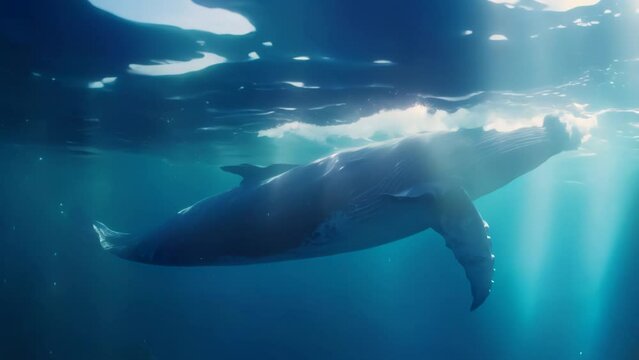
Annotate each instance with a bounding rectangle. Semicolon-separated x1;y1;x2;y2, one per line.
93;221;133;253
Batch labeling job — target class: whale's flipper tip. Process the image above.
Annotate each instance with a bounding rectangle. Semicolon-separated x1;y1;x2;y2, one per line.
92;221;131;251
433;186;495;311
469;270;492;311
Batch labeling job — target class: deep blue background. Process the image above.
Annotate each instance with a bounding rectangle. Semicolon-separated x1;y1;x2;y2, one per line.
1;0;639;359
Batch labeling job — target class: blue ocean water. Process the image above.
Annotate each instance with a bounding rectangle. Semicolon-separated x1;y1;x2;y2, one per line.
1;0;639;359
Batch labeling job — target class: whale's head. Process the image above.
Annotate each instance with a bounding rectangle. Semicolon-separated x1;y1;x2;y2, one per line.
541;115;583;152
440;115;582;198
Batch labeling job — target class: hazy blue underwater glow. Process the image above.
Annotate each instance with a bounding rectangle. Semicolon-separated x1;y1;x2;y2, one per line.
1;0;639;359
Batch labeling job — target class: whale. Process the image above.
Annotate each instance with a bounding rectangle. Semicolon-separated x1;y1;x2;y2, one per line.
94;115;581;310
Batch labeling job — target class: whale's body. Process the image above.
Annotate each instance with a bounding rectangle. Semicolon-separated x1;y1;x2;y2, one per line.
94;116;580;309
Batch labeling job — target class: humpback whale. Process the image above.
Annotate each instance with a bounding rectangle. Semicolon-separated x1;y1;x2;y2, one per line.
94;115;581;310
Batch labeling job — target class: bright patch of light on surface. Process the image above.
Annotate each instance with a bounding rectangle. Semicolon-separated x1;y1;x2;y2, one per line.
534;0;600;12
283;81;305;88
373;59;393;64
88;81;105;89
101;77;117;84
419;91;484;102
87;0;255;35
88;76;117;89
258;105;448;141
489;34;508;41
128;52;226;76
308;103;347;111
248;51;260;60
258;104;548;141
258;91;601;142
463;30;473;36
488;0;599;11
262;41;273;47
281;81;319;89
603;9;612;14
257;104;587;143
573;18;600;26
293;56;310;61
530;34;540;38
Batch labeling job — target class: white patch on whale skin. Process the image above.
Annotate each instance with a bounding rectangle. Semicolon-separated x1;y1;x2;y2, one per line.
303;212;350;247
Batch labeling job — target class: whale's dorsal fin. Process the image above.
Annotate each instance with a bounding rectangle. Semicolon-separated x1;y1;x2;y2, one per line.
221;163;298;185
431;186;495;311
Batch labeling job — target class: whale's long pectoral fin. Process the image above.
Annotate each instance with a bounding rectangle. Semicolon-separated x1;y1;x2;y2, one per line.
433;187;495;311
221;163;298;185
